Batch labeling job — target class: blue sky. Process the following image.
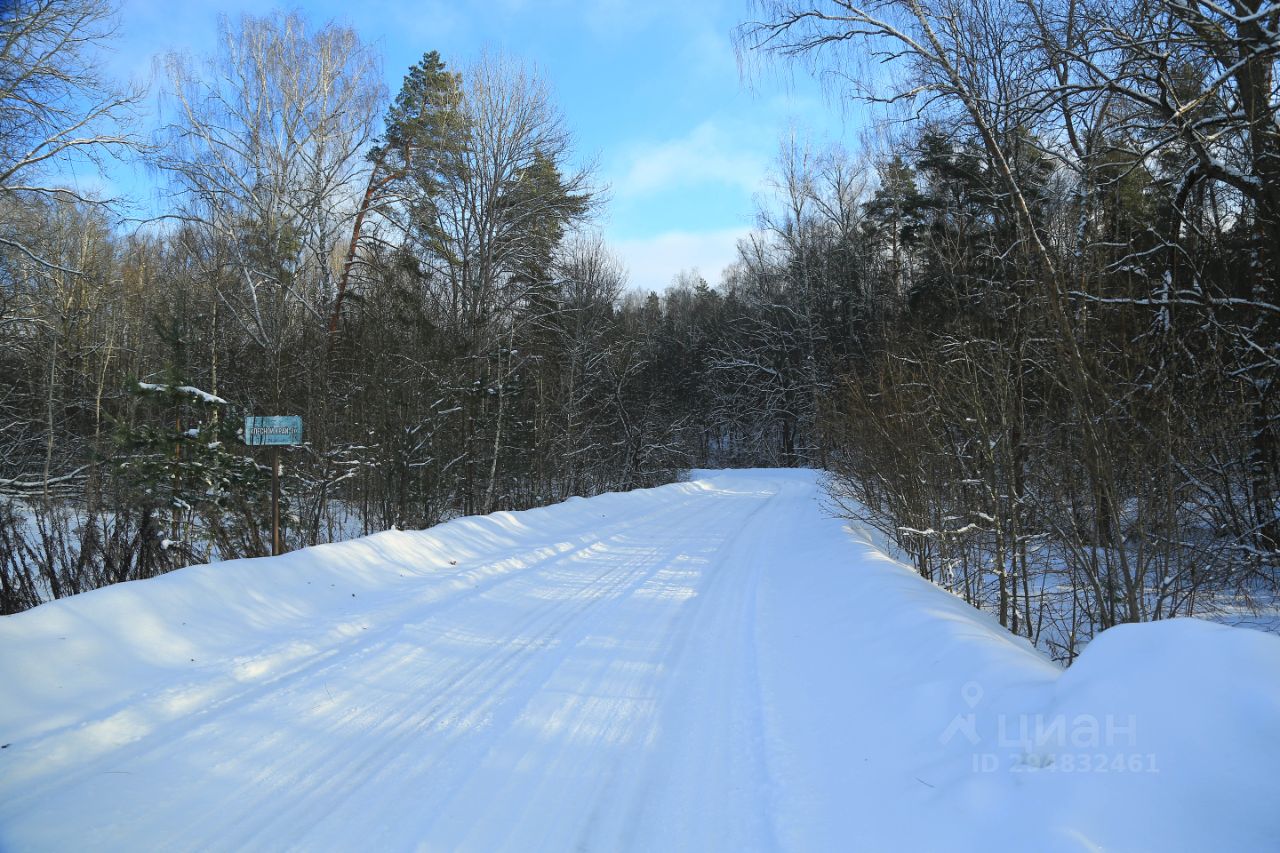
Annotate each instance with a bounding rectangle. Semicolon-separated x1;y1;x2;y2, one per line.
104;0;858;293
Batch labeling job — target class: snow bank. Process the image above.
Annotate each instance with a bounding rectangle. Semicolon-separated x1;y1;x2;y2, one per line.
1018;619;1280;851
752;473;1280;852
0;479;699;746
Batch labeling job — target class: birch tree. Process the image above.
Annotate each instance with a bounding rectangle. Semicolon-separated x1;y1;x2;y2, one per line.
153;11;383;406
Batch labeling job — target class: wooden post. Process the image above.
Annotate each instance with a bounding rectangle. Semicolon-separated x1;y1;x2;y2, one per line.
272;447;281;556
246;416;299;557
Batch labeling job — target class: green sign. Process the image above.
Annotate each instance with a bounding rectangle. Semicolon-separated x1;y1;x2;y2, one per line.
245;416;302;446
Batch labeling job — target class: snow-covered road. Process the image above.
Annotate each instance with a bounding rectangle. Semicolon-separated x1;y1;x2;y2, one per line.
2;470;1279;851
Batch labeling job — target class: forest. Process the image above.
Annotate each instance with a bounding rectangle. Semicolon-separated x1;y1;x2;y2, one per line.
3;0;1278;660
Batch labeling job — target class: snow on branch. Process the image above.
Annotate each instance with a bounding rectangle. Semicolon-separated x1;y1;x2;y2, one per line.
137;382;229;406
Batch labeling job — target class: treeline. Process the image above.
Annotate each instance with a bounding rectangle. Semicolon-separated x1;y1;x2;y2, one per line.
737;0;1280;657
5;0;1277;656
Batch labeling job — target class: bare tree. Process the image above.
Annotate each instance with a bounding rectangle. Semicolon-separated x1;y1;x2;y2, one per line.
153;11;384;403
0;0;137;269
542;233;627;495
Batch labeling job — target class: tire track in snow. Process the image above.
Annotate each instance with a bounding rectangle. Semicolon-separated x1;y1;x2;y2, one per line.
423;479;784;852
159;489;740;852
218;557;661;848
1;475;805;852
0;491;706;815
603;478;784;852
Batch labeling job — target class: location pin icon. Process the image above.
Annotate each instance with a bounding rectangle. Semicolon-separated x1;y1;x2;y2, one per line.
961;681;984;708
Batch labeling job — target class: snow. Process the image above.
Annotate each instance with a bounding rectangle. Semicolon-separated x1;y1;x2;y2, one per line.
1;469;1277;851
136;381;229;406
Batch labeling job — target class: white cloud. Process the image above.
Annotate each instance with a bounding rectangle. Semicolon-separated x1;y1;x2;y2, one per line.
610;226;754;294
611;120;770;199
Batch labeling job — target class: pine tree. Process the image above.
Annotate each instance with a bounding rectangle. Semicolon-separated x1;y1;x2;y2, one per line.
114;316;265;566
330;51;468;336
